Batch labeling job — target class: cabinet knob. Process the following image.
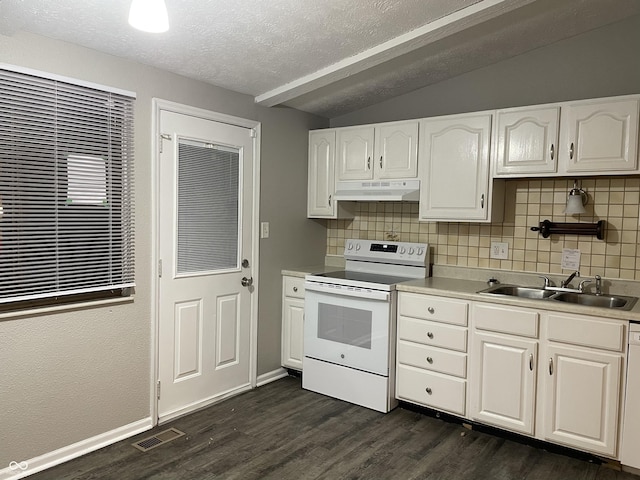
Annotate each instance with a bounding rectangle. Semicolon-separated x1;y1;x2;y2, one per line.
425;387;432;395
550;143;555;161
569;142;574;160
293;287;298;292
427;307;435;314
426;356;433;364
427;332;434;339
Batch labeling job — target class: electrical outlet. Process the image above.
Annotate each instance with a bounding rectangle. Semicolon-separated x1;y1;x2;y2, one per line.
490;241;509;260
260;222;269;239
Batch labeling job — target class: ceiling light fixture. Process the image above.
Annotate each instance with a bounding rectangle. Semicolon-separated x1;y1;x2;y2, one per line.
563;179;588;215
128;0;169;33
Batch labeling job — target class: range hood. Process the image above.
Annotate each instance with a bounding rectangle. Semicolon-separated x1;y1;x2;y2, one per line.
333;179;420;202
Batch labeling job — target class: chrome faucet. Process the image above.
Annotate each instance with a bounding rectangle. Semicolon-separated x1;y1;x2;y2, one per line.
595;275;602;295
561;271;580;288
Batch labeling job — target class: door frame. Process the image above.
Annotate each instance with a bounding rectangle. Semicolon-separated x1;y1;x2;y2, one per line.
150;98;261;425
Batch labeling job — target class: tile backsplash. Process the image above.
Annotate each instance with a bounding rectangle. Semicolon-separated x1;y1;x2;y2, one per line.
326;177;640;280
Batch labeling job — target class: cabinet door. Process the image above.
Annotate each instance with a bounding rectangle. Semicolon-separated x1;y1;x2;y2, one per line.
495;107;559;175
419;114;492;221
375;121;419;179
470;331;537;435
282;296;304;370
560;98;639;173
307;130;336;218
336;126;375;181
543;344;621;457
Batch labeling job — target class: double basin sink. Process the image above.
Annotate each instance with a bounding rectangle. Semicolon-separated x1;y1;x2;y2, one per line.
479;284;638;311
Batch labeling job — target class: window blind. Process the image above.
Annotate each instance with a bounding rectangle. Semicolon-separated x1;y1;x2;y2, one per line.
0;67;135;305
177;140;239;274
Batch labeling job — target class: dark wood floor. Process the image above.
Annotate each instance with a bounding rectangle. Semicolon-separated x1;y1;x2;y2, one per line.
30;376;638;480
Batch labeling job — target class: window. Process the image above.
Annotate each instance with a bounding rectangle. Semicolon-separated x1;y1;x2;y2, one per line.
0;66;135;308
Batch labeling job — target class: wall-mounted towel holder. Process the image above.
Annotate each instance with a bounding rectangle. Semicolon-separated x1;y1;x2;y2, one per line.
530;219;605;240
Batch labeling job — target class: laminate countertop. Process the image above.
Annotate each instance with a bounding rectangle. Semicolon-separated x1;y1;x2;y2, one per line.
281;265;640;322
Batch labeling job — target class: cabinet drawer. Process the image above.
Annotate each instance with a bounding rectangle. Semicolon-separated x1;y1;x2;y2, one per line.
283;276;305;299
397;364;466;416
399;292;468;326
546;313;625;352
398;317;467;352
397;340;467;378
472;303;538;338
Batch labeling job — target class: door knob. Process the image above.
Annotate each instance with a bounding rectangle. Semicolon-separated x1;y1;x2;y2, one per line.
241;277;253;287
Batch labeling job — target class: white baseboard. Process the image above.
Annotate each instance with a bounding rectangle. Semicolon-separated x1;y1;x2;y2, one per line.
256;367;289;387
158;383;253;424
0;417;153;480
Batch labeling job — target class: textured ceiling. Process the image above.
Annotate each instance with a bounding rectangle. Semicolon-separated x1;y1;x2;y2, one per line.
1;0;639;118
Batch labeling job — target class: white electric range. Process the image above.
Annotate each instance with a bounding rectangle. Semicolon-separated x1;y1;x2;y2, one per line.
303;239;430;413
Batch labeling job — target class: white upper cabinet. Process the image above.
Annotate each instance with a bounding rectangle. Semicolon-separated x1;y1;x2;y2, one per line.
419;113;495;222
375;121;419;179
560;97;639;174
336;121;418;181
336;126;375;180
307;130;336;218
493;96;640;177
494;106;560;176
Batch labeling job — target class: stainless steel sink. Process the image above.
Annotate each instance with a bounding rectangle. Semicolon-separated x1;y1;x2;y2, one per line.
479;285;556;299
478;284;638;310
551;292;638;311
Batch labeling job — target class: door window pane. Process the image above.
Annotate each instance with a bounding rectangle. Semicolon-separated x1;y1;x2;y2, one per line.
177;140;239;274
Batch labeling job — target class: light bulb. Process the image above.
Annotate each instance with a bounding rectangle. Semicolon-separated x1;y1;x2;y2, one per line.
129;0;169;33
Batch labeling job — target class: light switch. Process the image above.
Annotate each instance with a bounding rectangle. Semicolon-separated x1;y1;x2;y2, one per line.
260;222;270;239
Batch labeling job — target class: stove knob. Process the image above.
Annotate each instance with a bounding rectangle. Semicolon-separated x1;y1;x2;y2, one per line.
409;247;415;255
347;242;353;250
399;247;406;254
417;247;424;256
355;243;361;251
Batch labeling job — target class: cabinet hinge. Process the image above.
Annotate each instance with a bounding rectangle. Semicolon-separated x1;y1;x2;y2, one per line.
158;259;163;278
159;133;172;153
157;380;161;400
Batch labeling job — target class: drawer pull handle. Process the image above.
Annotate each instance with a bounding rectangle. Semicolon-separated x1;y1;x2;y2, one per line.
549;357;553;375
529;353;533;371
427;307;435;314
426;356;433;364
293;287;298;292
425;387;432;395
427;332;434;339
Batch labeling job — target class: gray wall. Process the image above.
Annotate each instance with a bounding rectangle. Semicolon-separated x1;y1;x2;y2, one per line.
0;31;327;466
331;14;640;127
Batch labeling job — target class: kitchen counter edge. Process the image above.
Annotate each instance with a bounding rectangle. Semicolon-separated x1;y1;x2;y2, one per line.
397;277;640;322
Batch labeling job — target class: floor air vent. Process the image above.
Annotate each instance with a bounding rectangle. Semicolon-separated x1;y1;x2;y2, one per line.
132;428;185;452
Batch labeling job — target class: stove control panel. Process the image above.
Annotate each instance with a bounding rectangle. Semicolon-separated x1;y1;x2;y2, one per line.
344;239;429;266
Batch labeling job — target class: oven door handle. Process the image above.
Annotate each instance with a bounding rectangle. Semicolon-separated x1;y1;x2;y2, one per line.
304;281;390;301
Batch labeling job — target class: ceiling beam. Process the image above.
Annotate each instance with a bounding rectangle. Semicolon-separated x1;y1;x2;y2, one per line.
254;0;538;108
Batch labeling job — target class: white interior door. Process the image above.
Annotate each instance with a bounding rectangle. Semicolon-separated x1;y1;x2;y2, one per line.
157;109;255;422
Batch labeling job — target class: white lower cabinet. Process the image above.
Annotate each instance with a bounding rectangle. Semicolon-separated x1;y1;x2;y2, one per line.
469;303;539;435
282;275;305;371
540;313;624;457
465;302;626;458
396;292;469;416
